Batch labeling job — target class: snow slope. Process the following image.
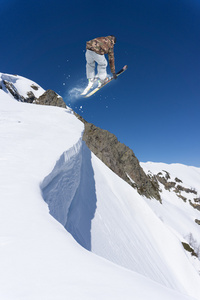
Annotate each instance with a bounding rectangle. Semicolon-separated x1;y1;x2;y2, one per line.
90;155;200;297
141;162;200;275
0;72;45;99
0;73;200;300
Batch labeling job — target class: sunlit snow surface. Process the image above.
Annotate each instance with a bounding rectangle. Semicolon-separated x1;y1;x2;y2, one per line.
0;73;200;300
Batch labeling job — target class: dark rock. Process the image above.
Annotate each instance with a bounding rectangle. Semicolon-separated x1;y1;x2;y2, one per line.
175;177;182;183
31;84;39;91
195;219;200;225
189;201;200;211
156;175;176;190
182;242;198;257
177;194;187;202
194;197;200;203
82;122;161;201
74;112;87;124
26;91;36;103
163;170;170;180
175;185;197;195
3;80;24;101
36;89;66;108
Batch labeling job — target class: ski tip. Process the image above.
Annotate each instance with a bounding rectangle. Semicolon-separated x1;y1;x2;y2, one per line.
124;65;128;70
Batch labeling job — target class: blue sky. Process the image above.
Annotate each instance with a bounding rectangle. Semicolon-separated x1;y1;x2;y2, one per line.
1;0;200;166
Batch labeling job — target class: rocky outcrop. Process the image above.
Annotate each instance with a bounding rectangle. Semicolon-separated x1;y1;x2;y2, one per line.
190;201;200;211
1;74;66;108
2;80;38;103
82;122;161;201
156;175;176;190
36;89;66;108
154;170;200;212
195;219;200;225
30;84;39;91
182;242;198;257
3;80;24;101
26;91;37;103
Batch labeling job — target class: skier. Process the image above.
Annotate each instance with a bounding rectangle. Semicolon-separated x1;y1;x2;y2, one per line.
81;35;117;95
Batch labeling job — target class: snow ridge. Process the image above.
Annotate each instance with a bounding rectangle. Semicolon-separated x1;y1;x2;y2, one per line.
41;139;97;250
41;138;83;227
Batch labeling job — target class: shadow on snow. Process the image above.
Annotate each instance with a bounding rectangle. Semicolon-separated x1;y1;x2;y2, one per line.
41;140;97;251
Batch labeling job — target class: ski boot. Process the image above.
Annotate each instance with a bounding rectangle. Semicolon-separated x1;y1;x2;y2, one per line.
81;77;97;95
98;77;110;88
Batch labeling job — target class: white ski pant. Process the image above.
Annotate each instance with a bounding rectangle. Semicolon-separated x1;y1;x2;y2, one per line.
85;49;108;80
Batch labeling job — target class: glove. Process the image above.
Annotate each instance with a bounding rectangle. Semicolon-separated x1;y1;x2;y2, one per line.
113;73;117;80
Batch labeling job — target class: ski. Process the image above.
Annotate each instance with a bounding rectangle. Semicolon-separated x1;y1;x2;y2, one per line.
84;65;128;98
81;77;98;96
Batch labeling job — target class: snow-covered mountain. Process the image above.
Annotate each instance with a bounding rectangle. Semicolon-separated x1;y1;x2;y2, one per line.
0;72;200;300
